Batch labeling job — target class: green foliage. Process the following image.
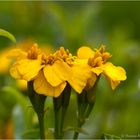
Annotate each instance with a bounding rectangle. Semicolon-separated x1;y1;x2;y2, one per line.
0;28;16;43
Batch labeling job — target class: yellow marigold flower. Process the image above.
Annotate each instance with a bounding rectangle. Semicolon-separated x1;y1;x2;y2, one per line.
10;43;44;81
1;39;52;73
10;45;90;97
34;47;72;97
34;47;91;97
77;45;127;90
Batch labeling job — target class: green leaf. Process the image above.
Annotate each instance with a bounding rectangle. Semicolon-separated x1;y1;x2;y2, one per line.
21;129;40;139
0;28;16;43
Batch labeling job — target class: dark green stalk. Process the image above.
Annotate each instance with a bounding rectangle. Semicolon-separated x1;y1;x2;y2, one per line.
53;83;71;139
85;103;95;119
54;107;62;139
28;81;46;139
38;112;45;139
53;94;63;139
61;83;71;133
73;91;88;139
73;77;100;139
73;120;83;139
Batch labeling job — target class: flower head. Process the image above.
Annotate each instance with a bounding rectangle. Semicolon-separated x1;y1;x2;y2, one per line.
77;45;127;90
34;47;90;97
10;43;44;81
10;45;90;97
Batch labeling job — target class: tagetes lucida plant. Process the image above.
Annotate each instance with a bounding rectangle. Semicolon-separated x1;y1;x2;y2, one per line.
9;43;126;139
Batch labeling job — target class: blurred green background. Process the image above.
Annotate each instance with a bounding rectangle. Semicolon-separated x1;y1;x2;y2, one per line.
0;1;140;139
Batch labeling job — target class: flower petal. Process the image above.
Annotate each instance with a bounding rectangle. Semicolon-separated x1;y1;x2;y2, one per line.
10;59;43;81
85;73;97;90
16;79;27;90
68;63;91;93
91;67;103;76
103;62;127;89
77;46;95;59
43;60;71;86
110;80;120;90
7;49;27;60
34;71;66;97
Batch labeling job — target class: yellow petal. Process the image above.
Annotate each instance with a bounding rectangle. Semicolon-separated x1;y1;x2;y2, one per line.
110;80;120;90
34;71;66;97
0;51;11;73
10;59;43;81
91;67;103;76
77;46;95;59
74;58;88;65
16;80;27;90
7;49;27;60
10;63;21;79
85;73;97;90
43;60;71;86
103;62;127;89
104;62;127;81
68;63;91;93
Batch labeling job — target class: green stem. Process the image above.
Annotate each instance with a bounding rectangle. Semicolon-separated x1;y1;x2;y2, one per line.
73;103;95;139
61;107;66;133
53;96;63;139
27;81;46;139
54;109;62;139
85;103;94;119
73;122;83;139
73;93;88;139
38;112;45;139
73;131;79;139
61;83;71;136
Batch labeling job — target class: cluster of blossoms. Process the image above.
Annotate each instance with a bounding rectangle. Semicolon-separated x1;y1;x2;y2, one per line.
10;43;126;96
9;43;126;139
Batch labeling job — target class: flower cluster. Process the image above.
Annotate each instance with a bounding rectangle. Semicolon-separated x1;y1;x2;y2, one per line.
10;43;126;97
9;43;127;139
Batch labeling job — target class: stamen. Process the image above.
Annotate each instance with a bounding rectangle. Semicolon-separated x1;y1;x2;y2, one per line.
41;47;74;66
27;43;40;59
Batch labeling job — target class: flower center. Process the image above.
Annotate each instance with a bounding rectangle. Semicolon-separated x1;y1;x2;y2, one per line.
88;45;112;67
27;43;40;59
41;47;74;66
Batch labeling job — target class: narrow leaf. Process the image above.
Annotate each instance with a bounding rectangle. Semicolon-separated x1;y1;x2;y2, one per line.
0;28;16;43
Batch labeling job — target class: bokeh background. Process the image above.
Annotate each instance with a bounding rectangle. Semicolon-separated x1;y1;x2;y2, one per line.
0;1;140;139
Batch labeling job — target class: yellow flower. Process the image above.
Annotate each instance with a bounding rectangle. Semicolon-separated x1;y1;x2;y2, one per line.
0;40;52;90
10;43;44;81
34;47;72;97
77;45;127;90
34;47;91;97
10;46;91;97
1;39;52;73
